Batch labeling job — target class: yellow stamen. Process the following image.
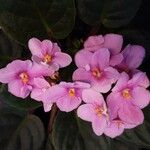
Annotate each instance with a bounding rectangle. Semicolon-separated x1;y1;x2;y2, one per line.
95;107;104;117
20;72;29;84
122;89;131;99
43;54;52;63
68;88;75;97
92;68;101;78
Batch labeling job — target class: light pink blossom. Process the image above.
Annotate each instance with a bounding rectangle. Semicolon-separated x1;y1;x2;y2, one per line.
44;81;90;112
77;89;108;136
73;48;119;93
76;34;123;66
28;38;72;71
0;60;53;98
31;77;53;112
117;44;145;72
107;72;150;125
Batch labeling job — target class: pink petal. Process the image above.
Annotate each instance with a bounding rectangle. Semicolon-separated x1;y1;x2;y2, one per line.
121;45;145;69
82;89;104;104
92;116;107;136
104;120;125;138
107;93;122;120
104;67;120;84
72;68;92;83
110;53;123;66
33;77;50;88
118;102;144;125
84;35;104;52
75;50;93;68
41;40;53;54
44;85;66;103
74;81;91;89
52;43;61;53
31;88;44;101
112;72;129;92
104;34;123;55
128;72;150;88
91;48;110;69
56;95;81;112
92;79;112;93
8;79;31;98
53;52;72;68
132;87;150;109
29;63;54;77
77;104;95;122
28;38;43;57
43;102;53;112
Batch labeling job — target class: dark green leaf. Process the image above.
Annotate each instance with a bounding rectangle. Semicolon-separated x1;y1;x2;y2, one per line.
52;112;85;150
0;0;75;44
117;107;150;149
0;85;42;111
0;30;22;68
77;118;112;150
7;114;45;150
78;0;141;28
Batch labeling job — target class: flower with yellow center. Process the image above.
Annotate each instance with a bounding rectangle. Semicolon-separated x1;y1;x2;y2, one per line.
122;88;132;99
68;88;75;97
92;68;101;78
43;54;52;64
19;72;29;84
95;106;104;117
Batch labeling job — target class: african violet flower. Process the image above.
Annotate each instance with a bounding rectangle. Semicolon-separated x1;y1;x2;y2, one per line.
0;60;53;98
107;72;150;125
77;89;108;136
117;44;145;72
31;77;53;112
73;48;119;93
44;81;90;112
76;34;123;66
28;38;72;71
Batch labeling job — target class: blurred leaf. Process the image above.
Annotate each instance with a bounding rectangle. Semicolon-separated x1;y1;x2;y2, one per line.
78;0;141;28
0;85;42;111
51;112;85;150
0;0;75;44
117;107;150;149
0;30;22;67
77;118;112;150
7;114;45;150
0;106;26;149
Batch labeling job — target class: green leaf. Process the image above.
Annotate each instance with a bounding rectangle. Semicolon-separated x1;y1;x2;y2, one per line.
7;114;45;150
0;85;42;111
77;118;112;150
117;107;150;149
0;30;22;68
78;0;141;28
51;112;85;150
0;0;75;44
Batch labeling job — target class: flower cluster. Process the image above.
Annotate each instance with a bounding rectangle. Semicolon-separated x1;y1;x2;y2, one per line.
0;34;150;138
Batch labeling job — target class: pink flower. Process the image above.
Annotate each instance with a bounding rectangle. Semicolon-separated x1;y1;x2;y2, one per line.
28;38;72;71
118;44;145;72
76;34;123;66
107;72;150;125
0;60;53;98
73;48;119;93
44;81;90;112
31;77;53;112
77;89;108;136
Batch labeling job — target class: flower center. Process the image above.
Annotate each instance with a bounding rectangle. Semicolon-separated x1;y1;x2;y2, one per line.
122;89;131;99
68;88;75;97
43;54;52;64
19;72;29;84
92;68;101;78
95;106;104;117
